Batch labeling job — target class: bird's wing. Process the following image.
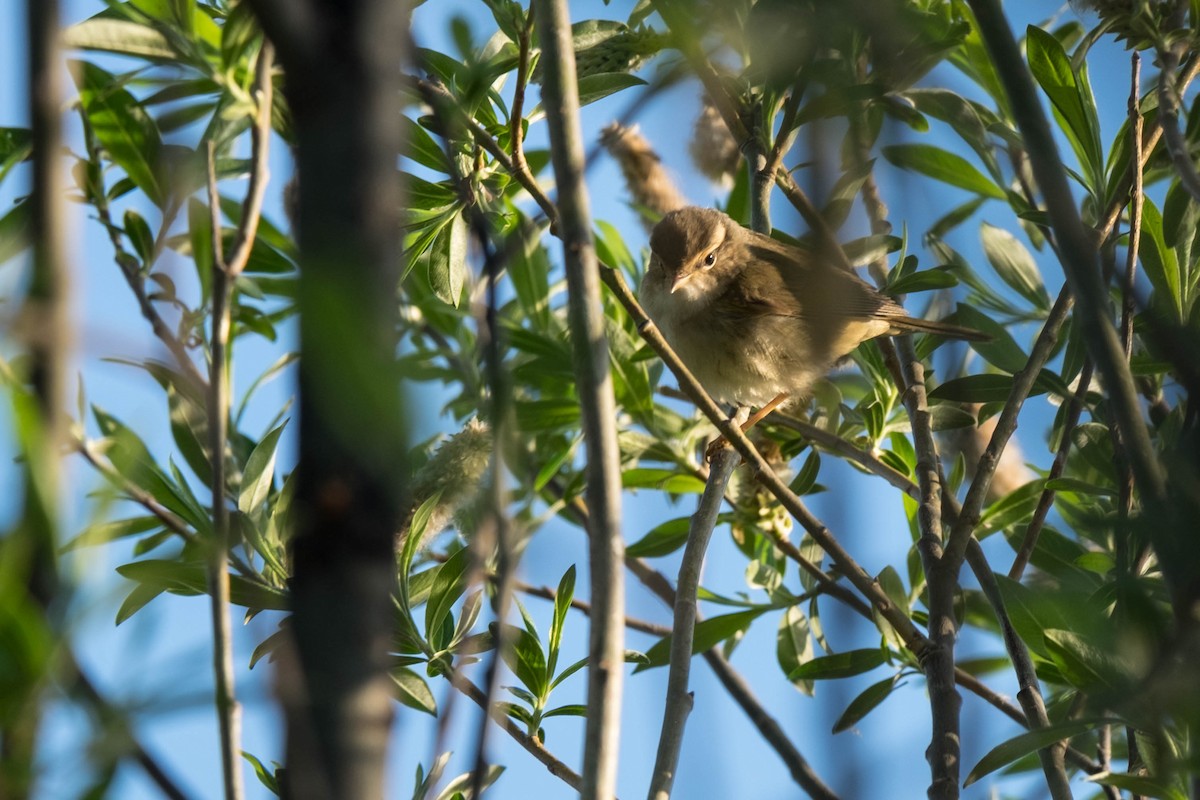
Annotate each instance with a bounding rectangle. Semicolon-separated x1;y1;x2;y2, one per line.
741;238;898;322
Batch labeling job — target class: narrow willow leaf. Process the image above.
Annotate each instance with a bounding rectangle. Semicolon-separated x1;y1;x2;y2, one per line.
625;516;693;558
425;547;471;648
391;667;438;716
239;422;287;514
882;143;1005;199
64;18;178;60
71;61;164;207
964;718;1105;786
788;648;886;681
833;675;901;733
776;605;814;696
635;609;768;671
979;223;1049;309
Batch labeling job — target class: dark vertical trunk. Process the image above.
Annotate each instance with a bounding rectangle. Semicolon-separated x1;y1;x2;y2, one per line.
248;3;408;798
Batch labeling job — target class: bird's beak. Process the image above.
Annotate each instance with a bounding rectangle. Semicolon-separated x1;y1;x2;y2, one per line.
669;272;687;294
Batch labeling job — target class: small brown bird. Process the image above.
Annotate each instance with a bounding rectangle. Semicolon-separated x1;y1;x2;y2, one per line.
640;207;985;439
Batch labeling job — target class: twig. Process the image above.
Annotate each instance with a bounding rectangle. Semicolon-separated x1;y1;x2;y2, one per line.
902;343;961;799
452;673;586;794
965;540;1073;799
515;579;671;636
68;656;194;800
1008;360;1094;580
79;117;207;394
945;286;1074;567
509;7;534;177
1155;7;1200;203
204;43;272;800
533;4;627;797
413;77;560;227
647;441;743;800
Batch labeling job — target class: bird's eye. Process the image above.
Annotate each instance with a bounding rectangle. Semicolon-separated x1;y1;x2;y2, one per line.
704;252;716;267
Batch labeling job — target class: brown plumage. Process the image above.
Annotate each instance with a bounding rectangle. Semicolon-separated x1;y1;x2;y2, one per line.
640;207;985;409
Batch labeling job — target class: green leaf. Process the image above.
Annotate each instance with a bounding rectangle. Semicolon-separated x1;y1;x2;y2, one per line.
499;624;549;700
241;751;280;795
929;371;1063;403
425;547;471;649
1024;26;1102;192
776;605;814;696
833;675;901;733
620;468;706;494
1087;772;1188;800
0;200;31;265
72;61;164;207
950;304;1029;374
625;516;692;558
548;565;576;678
787;648;886;681
1044;628;1142;691
239;422;287;515
882;143;1005;199
964;717;1105;786
391;667;438;716
575;72;647;107
886;268;959;295
428;211;468;306
1138;198;1184;321
116;582;165;624
64;18;179;60
636;609;767;671
61;516;161;551
979;223;1049;310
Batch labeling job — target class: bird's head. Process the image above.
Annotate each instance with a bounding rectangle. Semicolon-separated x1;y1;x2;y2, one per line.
647;207;737;299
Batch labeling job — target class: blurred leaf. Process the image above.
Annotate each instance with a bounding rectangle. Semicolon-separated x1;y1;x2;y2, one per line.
1087;772;1187;800
776;605;814;696
788;648;886;681
621;468;706;495
429;211;468;306
979;223;1049;310
547;565;575;678
61;516;160;551
575;72;647;106
886;268;958;295
882;143;1005;199
626;516;692;558
64;18;178;59
426;547;471;649
1138;198;1184;321
0;197;31;266
951;304;1029;373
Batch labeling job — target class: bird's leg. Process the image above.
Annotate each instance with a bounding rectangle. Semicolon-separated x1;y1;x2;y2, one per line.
704;393;788;462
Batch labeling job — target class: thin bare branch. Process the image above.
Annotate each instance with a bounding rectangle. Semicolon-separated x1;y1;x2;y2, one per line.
946;286;1074;567
452;673;585;793
1008;360;1094;580
533;2;626;796
202;43;274;800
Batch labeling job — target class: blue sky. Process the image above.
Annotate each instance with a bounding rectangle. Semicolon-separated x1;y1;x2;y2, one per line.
0;1;1142;798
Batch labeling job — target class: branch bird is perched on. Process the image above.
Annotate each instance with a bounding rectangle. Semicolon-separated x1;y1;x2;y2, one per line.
639;207;986;452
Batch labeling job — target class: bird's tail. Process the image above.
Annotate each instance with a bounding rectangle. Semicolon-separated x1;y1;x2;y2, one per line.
887;315;991;342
